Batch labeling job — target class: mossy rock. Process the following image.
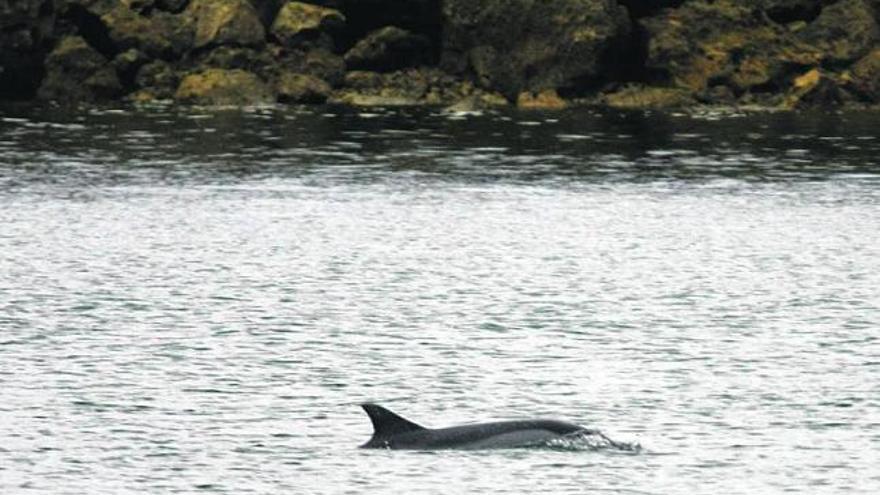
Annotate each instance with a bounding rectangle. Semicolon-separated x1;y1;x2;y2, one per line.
516;89;568;109
847;48;880;102
185;0;265;49
175;68;273;105
37;35;122;102
271;1;345;50
276;72;332;103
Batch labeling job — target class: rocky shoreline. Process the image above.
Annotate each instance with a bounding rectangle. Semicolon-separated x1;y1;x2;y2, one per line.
1;0;879;110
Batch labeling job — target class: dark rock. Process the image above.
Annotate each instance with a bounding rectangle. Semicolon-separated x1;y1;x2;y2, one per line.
37;35;122;102
441;0;631;99
847;48;880;102
270;1;344;50
134;59;179;99
344;26;431;71
174;68;273;105
0;0;55;99
279;48;345;85
276;72;331;102
157;0;190;13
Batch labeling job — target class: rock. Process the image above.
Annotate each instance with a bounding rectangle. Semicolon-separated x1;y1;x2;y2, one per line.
602;85;696;109
185;0;265;49
134;59;179;99
279;48;345;86
0;0;55;98
102;5;192;58
276;72;331;103
37;35;122;102
270;1;345;50
847;48;880;102
332;67;506;107
344;26;431;71
441;0;630;98
642;0;820;93
444;92;508;113
516;89;568;109
795;0;879;64
783;67;847;108
175;68;273;105
195;46;275;76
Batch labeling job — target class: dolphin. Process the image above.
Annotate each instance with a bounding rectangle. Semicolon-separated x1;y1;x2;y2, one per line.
359;403;597;450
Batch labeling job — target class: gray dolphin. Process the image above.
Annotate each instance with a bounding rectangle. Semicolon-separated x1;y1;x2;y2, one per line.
359;403;596;450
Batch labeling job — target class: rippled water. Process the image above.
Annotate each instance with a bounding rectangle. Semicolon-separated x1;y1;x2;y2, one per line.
1;104;879;494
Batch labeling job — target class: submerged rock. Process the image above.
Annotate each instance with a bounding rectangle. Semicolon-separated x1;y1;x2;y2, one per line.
185;0;265;49
37;35;122;102
516;89;568;109
344;26;431;71
602;85;696;109
332;67;504;107
174;68;273;105
441;0;630;98
270;1;345;50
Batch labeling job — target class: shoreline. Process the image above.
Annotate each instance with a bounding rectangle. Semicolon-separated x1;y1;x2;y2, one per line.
2;1;878;111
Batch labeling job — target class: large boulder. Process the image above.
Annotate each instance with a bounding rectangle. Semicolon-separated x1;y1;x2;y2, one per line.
175;67;273;104
37;35;122;102
270;1;345;50
344;26;431;71
441;0;631;99
0;0;55;99
102;5;193;58
185;0;265;49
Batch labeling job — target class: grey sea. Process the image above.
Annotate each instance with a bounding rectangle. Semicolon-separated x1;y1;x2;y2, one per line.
1;104;879;494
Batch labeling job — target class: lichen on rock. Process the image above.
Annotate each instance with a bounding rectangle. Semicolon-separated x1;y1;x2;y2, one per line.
174;67;273;105
276;72;332;103
270;1;345;50
185;0;265;49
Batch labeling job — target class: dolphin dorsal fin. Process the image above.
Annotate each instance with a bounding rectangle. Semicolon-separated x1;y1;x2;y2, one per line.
361;404;426;436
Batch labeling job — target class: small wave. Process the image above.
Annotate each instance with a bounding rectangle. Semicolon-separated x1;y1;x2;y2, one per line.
540;430;642;453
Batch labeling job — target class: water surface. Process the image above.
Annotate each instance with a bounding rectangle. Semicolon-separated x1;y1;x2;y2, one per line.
1;104;879;494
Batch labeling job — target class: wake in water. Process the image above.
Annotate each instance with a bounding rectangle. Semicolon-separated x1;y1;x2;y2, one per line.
540;429;642;453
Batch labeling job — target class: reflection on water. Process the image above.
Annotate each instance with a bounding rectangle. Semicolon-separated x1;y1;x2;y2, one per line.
0;103;879;495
